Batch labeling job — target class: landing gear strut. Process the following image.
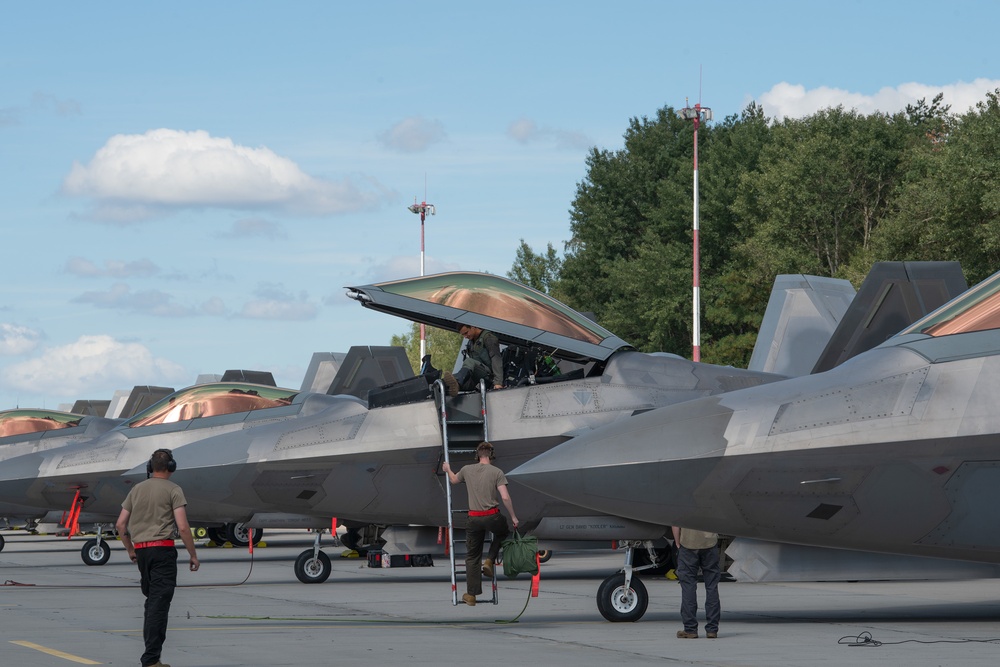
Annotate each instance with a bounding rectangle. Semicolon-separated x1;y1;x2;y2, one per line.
294;530;332;583
81;524;113;566
596;540;663;622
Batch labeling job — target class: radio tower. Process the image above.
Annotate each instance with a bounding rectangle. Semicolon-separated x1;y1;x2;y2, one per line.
679;76;712;362
407;188;436;361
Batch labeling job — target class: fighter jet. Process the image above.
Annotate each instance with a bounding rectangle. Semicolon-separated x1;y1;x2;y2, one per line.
109;266;966;589
114;271;816;585
510;266;1000;620
0;380;345;564
0;408;121;553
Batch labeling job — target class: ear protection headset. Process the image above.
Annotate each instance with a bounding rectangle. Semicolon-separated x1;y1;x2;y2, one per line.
147;448;177;476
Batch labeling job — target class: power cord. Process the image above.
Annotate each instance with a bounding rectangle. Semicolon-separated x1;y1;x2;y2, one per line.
839;630;1000;647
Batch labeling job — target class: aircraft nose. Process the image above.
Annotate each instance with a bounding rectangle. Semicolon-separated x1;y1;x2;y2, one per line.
509;396;734;525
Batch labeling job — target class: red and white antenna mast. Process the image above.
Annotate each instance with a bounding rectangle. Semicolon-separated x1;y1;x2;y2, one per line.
407;182;436;361
679;72;712;362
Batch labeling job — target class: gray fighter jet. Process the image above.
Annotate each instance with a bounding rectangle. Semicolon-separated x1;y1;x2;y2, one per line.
0;409;121;553
0;381;344;564
510;267;1000;620
100;271;787;584
111;267;961;588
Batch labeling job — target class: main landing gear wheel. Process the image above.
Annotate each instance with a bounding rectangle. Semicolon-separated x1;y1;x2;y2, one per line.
294;549;332;584
596;573;648;622
537;549;552;563
207;526;227;544
81;538;111;566
227;523;263;548
0;533;5;552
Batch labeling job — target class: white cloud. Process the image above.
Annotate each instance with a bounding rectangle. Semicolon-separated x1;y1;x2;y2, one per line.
0;92;81;127
238;283;317;320
65;256;159;279
72;283;195;317
507;117;591;150
0;335;187;398
758;78;1000;121
0;106;18;127
0;323;43;356
216;217;288;240
62;128;385;222
31;92;82;117
200;297;228;317
367;255;462;283
378;116;447;153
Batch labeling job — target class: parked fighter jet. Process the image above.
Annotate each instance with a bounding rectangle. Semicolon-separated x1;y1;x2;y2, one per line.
0;409;122;553
111;266;961;589
0;380;350;564
0;387;173;556
510;266;1000;620
116;271;802;585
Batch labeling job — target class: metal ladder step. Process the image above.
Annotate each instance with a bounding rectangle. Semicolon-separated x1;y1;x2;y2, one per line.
437;378;498;605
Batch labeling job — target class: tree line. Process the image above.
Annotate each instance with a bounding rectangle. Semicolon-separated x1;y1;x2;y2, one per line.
509;90;1000;367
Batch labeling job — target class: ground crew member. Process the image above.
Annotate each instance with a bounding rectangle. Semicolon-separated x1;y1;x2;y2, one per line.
116;449;200;667
672;525;721;639
442;441;518;605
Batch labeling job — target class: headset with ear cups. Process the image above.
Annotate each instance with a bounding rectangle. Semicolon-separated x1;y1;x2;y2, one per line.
146;448;177;476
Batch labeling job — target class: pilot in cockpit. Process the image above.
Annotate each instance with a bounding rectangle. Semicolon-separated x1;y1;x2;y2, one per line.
454;325;504;391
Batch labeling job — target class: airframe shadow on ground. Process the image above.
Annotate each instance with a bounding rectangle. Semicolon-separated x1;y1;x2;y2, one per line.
2;530;1000;667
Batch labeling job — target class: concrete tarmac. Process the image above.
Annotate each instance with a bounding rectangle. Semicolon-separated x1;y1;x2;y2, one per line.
2;529;999;666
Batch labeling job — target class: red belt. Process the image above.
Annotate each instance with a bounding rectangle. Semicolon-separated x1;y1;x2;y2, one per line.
134;539;175;549
468;508;499;517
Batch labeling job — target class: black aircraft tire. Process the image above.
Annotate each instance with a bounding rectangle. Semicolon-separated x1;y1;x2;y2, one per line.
596;573;648;622
206;526;227;544
0;533;5;552
294;549;332;584
81;538;112;566
537;549;552;563
633;545;675;575
227;523;263;548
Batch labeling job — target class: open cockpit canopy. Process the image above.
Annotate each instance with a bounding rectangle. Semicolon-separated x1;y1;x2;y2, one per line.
126;383;300;428
346;272;632;364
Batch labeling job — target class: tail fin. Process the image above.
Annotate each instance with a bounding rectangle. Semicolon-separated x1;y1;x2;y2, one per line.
811;261;967;373
749;275;855;377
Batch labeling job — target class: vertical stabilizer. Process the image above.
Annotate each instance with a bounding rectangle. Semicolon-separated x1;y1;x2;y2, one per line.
300;352;347;393
749;275;855;377
811;261;967;373
326;346;414;400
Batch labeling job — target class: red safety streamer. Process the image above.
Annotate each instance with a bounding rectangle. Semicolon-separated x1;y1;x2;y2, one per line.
530;552;541;597
64;490;83;538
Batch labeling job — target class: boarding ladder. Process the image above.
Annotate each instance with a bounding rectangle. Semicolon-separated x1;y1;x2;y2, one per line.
435;378;499;605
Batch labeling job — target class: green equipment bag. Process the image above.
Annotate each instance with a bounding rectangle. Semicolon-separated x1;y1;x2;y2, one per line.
501;530;539;578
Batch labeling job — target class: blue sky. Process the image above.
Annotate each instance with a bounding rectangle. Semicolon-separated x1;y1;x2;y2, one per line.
2;1;999;410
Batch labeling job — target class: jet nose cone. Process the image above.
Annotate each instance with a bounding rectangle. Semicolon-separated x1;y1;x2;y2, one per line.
509;396;734;525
